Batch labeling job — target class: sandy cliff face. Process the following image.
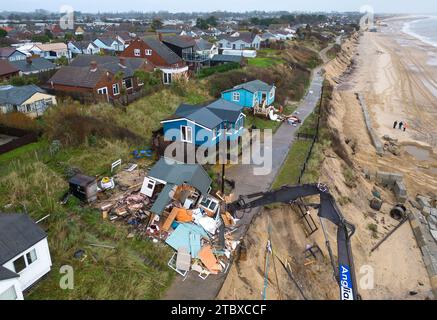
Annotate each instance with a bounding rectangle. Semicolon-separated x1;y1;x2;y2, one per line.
319;31;433;300
218;30;435;300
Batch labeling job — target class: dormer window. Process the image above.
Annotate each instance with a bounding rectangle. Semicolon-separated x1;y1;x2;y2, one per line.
134;48;141;57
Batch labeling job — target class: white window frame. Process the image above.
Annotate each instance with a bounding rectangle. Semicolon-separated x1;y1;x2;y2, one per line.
26;248;37;266
163;72;172;84
145;49;152;56
112;83;120;95
232;92;240;102
134;48;141;57
180;125;193;143
269;88;275;99
97;87;108;95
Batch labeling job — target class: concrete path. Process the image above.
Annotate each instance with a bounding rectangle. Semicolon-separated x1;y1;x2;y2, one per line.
163;69;324;300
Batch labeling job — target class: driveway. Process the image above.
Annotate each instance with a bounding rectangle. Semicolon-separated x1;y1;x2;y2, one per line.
163;69;324;300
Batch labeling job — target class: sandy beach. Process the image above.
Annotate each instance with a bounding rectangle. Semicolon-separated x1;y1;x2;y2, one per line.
218;17;437;300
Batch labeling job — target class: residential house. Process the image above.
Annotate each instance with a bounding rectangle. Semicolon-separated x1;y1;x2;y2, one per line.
67;41;100;55
102;31;135;49
141;157;212;216
30;43;71;61
0;213;52;300
93;37;125;52
221;80;276;109
217;32;261;57
0;85;57;117
120;37;188;85
10;57;57;76
161;35;210;72
161;98;245;147
48;55;153;101
0;60;19;80
0;47;27;62
194;38;218;59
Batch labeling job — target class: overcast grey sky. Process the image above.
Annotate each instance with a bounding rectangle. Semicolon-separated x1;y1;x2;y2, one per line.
1;0;435;14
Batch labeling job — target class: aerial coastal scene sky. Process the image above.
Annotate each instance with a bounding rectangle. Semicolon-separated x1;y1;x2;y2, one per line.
0;0;435;13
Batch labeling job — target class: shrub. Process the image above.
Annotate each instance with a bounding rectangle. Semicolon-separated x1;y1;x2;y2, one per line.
197;62;240;79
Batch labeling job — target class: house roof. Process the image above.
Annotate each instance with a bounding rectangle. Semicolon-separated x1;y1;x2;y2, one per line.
69;55;147;78
166;98;243;129
148;158;212;215
10;57;56;73
95;37;121;47
0;213;47;265
194;38;213;51
210;54;242;63
0;265;19;281
224;80;274;94
0;60;19;76
34;43;67;51
0;47;25;59
48;65;109;88
218;32;257;44
0;85;46;105
142;37;182;65
162;35;196;49
148;158;212;195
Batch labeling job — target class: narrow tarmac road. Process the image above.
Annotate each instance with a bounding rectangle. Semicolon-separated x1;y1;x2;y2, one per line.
163;67;324;300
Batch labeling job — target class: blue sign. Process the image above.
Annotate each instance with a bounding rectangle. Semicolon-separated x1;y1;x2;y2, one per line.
339;264;354;300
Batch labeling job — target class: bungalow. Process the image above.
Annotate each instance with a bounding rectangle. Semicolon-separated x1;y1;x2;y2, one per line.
0;85;57;117
221;80;276;109
93;37;124;52
141;157;212;216
161;98;245;147
120;37;188;85
30;43;71;61
10;57;57;76
0;47;27;62
0;60;19;81
48;55;153;101
67;41;100;55
217;32;262;51
0;213;52;300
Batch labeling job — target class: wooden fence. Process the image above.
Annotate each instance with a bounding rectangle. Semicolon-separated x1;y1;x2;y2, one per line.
0;126;39;155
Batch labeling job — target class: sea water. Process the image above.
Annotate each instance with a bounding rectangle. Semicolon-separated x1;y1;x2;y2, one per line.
403;16;437;48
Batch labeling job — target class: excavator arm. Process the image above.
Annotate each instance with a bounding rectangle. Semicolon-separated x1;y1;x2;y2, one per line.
226;183;359;300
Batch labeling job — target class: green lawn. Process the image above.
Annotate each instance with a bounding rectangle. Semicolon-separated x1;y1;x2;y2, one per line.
272;140;312;189
248;57;281;68
0;141;46;165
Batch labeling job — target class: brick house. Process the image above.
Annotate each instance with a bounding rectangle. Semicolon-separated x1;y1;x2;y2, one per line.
48;55;153;102
120;37;188;84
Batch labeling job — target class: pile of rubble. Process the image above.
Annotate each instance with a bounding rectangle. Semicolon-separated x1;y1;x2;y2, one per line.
382;135;400;156
93;170;239;279
414;194;437;242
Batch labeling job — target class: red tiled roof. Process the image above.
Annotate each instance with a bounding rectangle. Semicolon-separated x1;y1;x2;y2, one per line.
0;60;19;76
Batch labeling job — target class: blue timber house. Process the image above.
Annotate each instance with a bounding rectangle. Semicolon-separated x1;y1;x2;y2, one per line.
161;99;245;147
221;80;276;109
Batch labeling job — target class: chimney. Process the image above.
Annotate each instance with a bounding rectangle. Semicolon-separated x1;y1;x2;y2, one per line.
90;61;98;72
158;32;163;42
26;56;32;65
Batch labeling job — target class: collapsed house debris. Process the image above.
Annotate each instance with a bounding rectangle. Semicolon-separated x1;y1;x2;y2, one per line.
72;157;241;278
